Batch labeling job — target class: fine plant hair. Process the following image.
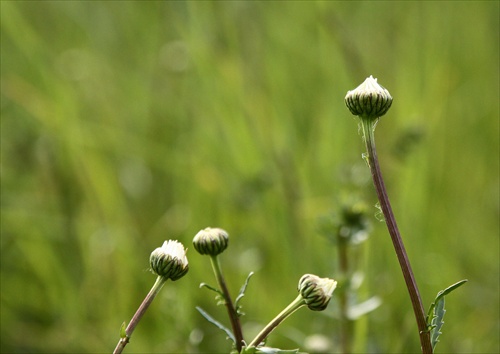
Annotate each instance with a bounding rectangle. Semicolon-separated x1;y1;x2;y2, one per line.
114;76;467;354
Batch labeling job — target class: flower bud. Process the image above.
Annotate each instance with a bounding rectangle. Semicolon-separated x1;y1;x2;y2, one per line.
345;75;393;120
193;227;229;256
298;274;337;311
150;240;189;280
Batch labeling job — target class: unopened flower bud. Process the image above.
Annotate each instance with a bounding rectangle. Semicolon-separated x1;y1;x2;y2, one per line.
298;274;337;311
150;240;189;280
193;227;229;256
345;75;393;120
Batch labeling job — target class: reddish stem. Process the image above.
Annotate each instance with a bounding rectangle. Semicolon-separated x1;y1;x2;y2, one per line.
361;119;432;354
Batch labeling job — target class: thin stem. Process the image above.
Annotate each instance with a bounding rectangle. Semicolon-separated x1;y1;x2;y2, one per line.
209;255;244;352
338;238;353;354
247;294;306;348
113;276;168;354
360;118;433;354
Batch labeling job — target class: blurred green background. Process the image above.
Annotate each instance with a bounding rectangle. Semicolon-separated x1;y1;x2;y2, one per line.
1;1;498;353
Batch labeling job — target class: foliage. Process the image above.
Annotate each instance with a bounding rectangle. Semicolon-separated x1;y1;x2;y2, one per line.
1;1;498;353
426;280;468;350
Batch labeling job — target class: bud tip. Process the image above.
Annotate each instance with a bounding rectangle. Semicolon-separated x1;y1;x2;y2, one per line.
345;75;393;120
150;240;189;280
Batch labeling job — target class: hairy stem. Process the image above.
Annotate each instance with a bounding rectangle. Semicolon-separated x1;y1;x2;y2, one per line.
247;294;306;348
360;118;432;354
209;255;244;352
113;276;168;354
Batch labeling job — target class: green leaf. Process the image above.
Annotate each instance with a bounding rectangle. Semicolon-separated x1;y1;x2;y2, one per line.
235;272;254;316
430;296;446;349
119;321;127;339
199;282;224;297
195;306;236;343
426;279;467;349
199;282;226;305
436;279;468;299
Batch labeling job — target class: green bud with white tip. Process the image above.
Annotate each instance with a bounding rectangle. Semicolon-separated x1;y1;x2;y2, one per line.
345;75;393;121
298;274;337;311
150;240;189;280
193;227;229;256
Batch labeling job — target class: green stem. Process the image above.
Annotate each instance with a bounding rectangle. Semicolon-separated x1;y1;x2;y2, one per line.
247;294;306;348
360;118;433;354
113;276;168;354
338;237;353;354
209;255;244;352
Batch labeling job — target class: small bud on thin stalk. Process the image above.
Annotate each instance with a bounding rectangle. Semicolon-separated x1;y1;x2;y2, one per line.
345;75;392;121
246;274;337;350
345;77;433;354
298;274;337;311
150;240;189;280
193;227;244;352
193;227;229;256
113;240;189;354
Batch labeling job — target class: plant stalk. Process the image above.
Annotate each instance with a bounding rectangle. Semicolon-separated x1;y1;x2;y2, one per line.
209;255;244;352
360;119;432;354
113;276;168;354
338;237;353;354
247;294;306;348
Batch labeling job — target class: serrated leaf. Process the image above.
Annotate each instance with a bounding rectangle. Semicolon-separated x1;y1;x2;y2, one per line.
235;272;254;316
426;279;467;350
426;279;468;326
430;296;446;348
195;306;235;343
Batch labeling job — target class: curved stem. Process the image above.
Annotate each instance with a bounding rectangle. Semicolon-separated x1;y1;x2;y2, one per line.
113;276;168;354
360;119;433;354
247;294;306;348
209;255;244;352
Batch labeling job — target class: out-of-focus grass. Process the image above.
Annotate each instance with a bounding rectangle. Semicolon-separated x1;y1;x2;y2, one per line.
1;1;498;353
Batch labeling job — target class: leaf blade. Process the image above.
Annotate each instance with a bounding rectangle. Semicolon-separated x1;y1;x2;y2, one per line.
195;306;236;343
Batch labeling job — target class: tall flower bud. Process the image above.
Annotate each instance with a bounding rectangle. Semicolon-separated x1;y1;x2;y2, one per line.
298;274;337;311
345;75;393;120
150;240;189;280
193;227;229;256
